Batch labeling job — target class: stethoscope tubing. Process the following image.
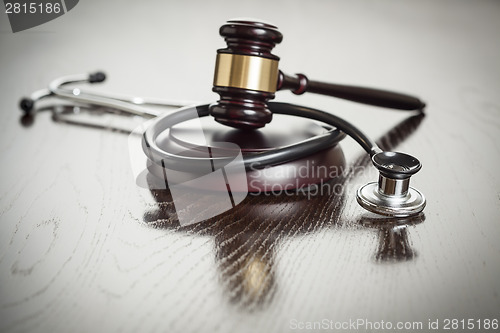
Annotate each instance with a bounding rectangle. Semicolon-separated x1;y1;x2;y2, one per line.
142;103;346;171
32;72;384;172
23;72;196;117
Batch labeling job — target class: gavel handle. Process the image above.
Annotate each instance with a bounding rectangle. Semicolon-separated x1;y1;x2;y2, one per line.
277;71;425;111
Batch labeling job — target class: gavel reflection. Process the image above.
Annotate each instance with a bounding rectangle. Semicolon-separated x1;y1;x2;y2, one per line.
145;160;347;308
210;20;425;129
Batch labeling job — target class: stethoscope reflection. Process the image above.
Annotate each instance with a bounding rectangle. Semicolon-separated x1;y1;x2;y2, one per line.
359;214;425;262
20;104;148;134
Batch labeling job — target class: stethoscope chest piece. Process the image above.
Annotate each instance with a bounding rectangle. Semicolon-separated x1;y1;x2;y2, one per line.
357;182;426;217
356;151;426;217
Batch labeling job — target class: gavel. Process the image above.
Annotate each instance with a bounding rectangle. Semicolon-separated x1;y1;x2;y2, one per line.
209;20;425;130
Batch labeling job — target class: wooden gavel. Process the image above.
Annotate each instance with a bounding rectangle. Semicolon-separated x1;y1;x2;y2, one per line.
209;20;426;130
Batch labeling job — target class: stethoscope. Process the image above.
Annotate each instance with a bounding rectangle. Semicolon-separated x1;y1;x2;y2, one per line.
20;70;426;217
19;20;427;218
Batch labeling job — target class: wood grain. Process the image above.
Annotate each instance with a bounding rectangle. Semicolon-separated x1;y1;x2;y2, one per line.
1;1;500;332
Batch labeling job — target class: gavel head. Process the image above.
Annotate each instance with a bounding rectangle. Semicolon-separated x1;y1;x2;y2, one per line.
209;20;283;130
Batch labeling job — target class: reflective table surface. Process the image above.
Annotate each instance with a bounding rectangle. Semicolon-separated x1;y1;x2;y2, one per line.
1;1;499;332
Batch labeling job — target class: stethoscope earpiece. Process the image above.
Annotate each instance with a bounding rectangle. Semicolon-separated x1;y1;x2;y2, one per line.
19;98;35;114
357;152;426;217
88;71;106;83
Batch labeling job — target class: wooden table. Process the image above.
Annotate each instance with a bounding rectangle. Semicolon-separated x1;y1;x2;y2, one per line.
1;1;499;332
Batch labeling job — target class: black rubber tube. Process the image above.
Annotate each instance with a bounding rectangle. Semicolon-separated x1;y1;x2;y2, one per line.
142;102;381;172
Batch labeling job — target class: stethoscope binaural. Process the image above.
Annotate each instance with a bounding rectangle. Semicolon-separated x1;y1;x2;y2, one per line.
19;20;427;218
